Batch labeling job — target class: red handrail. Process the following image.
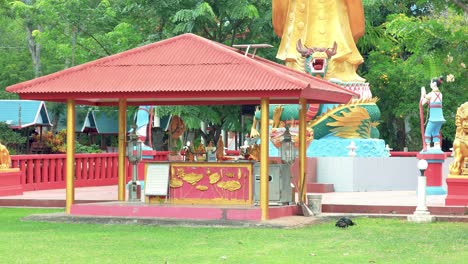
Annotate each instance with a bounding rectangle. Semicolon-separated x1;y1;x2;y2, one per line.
10;151;169;191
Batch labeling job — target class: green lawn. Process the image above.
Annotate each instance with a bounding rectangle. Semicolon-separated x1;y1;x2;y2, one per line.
0;208;466;264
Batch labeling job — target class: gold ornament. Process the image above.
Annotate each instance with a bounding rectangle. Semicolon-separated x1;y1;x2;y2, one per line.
209;173;221;184
449;102;468;176
196;185;208;191
181;172;203;185
170;178;183;188
217;180;241;191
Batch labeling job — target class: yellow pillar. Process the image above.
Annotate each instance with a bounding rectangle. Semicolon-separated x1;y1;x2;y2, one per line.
260;98;270;220
65;99;75;214
299;98;307;203
118;99;127;201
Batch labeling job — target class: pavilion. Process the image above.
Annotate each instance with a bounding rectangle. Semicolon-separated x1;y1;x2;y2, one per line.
6;33;356;220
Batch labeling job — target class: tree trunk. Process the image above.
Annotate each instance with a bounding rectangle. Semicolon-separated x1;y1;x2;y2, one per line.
395;118;406;150
71;25;77;66
26;25;42;78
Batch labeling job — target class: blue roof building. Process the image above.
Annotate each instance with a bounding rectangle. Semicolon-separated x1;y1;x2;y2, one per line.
0;100;52;129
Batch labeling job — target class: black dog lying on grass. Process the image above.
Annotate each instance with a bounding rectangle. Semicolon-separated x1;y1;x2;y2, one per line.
335;217;355;228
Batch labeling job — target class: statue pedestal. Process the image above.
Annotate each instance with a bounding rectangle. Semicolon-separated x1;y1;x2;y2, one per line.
417;152;447;195
0;168;23;196
445;177;468;206
308;138;389;157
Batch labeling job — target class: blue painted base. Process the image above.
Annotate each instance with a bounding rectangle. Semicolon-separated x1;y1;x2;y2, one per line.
426;186;447;195
267;138;389;157
268;141;280;157
419;148;444;155
307;138;389;157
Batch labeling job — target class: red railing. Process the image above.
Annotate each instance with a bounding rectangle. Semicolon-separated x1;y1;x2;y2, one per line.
389;151;452;157
11;151;169;191
13;150;452;192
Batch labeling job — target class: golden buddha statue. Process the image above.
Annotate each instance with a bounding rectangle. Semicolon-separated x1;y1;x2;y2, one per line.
272;0;365;82
0;142;12;170
216;137;225;161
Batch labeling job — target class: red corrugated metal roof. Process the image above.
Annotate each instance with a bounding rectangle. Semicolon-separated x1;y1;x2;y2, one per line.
6;33;356;106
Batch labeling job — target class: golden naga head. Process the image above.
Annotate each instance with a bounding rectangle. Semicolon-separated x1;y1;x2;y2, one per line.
0;142;12;170
449;102;468;176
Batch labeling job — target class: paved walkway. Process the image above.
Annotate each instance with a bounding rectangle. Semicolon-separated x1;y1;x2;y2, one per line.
1;186;118;201
0;185;447;207
321;190;446;206
2;185;466;226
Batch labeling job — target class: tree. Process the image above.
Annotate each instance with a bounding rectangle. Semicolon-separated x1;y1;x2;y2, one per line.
0;8;31;98
0;122;27;154
158;0;274;147
360;1;467;150
156;105;246;147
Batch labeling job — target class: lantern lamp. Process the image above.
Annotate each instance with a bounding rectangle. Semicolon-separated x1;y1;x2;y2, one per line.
127;127;142;165
280;125;295;164
127;125;143;202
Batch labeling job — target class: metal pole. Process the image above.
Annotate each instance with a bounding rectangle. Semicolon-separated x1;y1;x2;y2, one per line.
419;101;427;151
416;174;428;213
132;163;138;183
65;99;75;214
299;98;307;203
408;160;434;223
118;99;127;201
129;163;138;201
260;98;270;220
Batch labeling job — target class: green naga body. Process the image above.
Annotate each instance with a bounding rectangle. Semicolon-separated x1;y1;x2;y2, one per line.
254;98;381;140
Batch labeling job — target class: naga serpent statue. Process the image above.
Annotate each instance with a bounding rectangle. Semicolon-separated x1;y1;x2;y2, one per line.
250;0;387;157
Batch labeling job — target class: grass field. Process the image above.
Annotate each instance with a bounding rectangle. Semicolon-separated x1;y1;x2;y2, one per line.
0;208;466;264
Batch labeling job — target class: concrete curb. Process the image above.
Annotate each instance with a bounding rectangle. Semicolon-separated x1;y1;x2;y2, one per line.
22;213;325;229
21;212;467;229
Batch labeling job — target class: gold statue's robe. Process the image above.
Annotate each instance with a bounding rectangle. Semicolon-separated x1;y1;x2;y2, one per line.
273;0;365;82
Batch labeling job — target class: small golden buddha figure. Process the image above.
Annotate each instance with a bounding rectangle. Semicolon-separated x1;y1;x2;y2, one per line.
216;138;224;161
0;142;12;170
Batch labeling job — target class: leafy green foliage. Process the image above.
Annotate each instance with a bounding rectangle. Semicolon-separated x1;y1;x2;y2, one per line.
75;142;102;153
172;0;270;46
361;2;467;150
156;105;244;145
0;122;27;154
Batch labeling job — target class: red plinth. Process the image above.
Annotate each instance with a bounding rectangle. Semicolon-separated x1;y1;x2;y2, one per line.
445;178;468;206
290;157;318;193
417;153;446;187
0;169;23;196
